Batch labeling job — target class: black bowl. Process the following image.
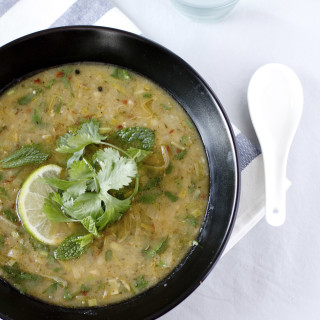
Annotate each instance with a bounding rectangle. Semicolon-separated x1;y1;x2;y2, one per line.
0;26;240;320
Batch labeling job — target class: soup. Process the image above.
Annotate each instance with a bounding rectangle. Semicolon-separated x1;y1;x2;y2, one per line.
0;64;209;307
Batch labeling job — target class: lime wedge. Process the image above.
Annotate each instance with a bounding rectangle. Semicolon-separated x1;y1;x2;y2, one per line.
17;164;73;246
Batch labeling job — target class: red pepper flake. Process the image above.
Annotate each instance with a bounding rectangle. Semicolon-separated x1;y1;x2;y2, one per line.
169;129;174;134
16;143;20;149
71;110;77;115
10;176;14;180
4;180;12;183
68;76;72;80
18;221;22;226
81;291;88;296
201;194;206;200
56;71;64;78
166;145;171;153
123;99;128;104
33;78;42;84
176;148;182;153
84;115;91;119
11;203;15;209
117;125;123;129
25;108;31;113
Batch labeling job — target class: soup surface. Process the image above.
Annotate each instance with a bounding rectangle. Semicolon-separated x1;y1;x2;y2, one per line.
0;63;208;307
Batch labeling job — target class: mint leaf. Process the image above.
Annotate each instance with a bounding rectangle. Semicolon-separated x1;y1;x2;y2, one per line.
54;234;93;260
126;148;152;162
115;127;155;151
0;145;49;168
56;119;106;153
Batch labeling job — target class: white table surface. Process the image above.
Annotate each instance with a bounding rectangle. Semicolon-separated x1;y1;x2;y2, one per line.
112;0;320;319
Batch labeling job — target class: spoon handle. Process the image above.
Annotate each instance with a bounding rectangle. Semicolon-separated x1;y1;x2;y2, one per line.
263;147;288;226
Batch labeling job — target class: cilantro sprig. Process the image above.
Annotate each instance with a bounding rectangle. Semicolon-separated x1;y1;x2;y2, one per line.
42;118;154;260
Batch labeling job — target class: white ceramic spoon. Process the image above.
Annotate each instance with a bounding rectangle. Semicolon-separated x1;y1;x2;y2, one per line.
247;63;303;226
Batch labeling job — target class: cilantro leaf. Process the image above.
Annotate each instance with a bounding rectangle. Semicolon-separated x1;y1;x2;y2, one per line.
54;234;93;260
81;216;100;237
67;149;84;168
94;148;137;192
56;119;107;153
43;193;74;223
115;127;155;151
0;145;49;168
63;192;103;221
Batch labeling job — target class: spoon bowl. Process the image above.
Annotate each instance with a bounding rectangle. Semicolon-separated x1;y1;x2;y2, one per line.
248;63;303;226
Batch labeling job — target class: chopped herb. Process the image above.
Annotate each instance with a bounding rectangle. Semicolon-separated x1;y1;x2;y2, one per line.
165;162;173;174
185;118;194;128
0;172;3;181
157;261;167;268
80;283;90;293
44;79;55;89
0;145;49;168
105;249;113;261
180;136;188;146
188;182;196;194
64;288;73;300
134;275;148;290
3;209;17;223
137;193;159;204
143;93;152;98
143;238;168;258
143;176;162;190
53;97;63;113
184;214;198;227
29;237;49;252
164;191;178;202
115;127;155;151
43;281;61;294
32;108;43;126
161;103;171;110
0;187;8;199
17;89;41;105
0;235;4;246
111;68;131;80
175;149;187;160
1;263;40;284
54;234;94;261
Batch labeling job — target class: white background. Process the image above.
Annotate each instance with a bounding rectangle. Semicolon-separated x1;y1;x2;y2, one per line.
113;0;320;319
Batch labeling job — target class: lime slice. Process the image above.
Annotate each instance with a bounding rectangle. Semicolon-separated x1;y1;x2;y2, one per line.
17;164;73;246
